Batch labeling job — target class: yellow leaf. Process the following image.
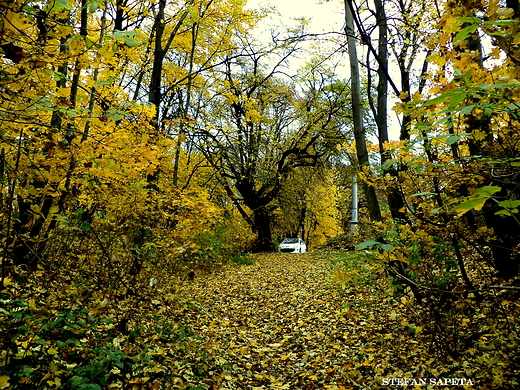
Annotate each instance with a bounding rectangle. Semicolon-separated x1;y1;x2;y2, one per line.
98;45;115;59
5;11;30;32
443;16;462;34
497;7;515;17
16;340;29;348
427;53;446;67
472;129;487;141
0;376;10;389
56;88;70;98
487;0;500;16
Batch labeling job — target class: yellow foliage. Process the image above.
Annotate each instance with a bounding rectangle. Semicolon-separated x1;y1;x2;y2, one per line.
274;167;341;248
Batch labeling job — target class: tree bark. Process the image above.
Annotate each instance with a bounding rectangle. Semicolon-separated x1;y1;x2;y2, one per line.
374;0;388;157
148;0;166;118
344;0;382;222
252;206;274;252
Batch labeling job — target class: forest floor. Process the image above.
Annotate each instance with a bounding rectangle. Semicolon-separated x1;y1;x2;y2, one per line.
182;252;358;389
171;251;484;390
3;250;517;389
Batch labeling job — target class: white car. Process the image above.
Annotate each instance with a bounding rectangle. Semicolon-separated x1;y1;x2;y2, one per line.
279;238;307;253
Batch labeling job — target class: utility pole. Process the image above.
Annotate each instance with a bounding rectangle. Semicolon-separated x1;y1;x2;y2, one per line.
350;175;359;232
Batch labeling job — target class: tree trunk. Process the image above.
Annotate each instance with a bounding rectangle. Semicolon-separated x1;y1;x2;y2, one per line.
252;206;274;252
374;0;388;157
344;0;382;222
482;187;520;279
149;0;166;119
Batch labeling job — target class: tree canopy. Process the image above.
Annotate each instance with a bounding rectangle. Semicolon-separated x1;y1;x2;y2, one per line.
1;0;520;388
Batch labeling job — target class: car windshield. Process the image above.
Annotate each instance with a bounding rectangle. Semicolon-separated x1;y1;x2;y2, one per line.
282;238;299;244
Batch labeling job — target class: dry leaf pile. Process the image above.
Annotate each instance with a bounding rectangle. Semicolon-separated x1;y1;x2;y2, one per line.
174;252;518;390
3;251;518;389
183;253;352;389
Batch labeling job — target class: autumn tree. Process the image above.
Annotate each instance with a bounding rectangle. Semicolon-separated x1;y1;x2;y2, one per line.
273;165;342;248
350;0;520;293
191;36;347;251
117;0;257;187
410;0;520;279
341;0;437;223
0;0;251;279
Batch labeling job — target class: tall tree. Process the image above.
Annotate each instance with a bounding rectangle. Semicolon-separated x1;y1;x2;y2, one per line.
193;39;346;251
344;0;382;222
340;0;439;225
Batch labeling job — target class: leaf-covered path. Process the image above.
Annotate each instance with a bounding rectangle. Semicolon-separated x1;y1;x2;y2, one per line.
182;253;366;389
175;252;515;390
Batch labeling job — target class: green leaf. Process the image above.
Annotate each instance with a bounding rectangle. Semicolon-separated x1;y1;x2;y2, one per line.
57;0;72;9
355;241;380;250
424;94;450;106
69;376;84;387
123;35;138;47
454;197;488;214
85;38;96;49
446;135;459;145
89;0;99;13
46;0;71;12
454;24;479;41
495;209;517;216
410;191;433;197
54;215;69;223
457;16;483;24
459;104;475;115
483;19;520;26
498;200;520;209
110;113;122;121
474;186;501;197
381;243;393;252
113;30;139;47
78;384;102;390
449;92;467;108
434;111;456;126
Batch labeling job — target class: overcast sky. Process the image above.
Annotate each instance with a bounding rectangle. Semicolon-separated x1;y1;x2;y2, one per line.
245;0;402;140
244;0;347;75
246;0;345;34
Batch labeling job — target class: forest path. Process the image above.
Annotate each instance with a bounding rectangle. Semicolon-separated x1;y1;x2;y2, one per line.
182;252;375;390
